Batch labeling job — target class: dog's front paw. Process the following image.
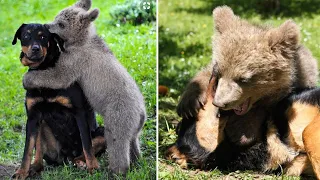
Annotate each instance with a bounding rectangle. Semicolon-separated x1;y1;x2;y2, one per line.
12;168;29;180
165;145;188;169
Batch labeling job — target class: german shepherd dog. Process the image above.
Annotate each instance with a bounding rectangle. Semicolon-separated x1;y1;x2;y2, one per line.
167;76;320;178
11;24;106;179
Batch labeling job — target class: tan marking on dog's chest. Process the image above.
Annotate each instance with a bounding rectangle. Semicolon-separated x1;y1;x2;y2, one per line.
287;102;319;150
48;96;72;108
26;97;44;110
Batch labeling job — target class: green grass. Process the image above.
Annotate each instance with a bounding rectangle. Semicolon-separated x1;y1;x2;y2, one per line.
0;0;156;179
158;0;320;179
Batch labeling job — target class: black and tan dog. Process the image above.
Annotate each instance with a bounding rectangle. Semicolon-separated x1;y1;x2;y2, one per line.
167;76;320;178
11;23;106;179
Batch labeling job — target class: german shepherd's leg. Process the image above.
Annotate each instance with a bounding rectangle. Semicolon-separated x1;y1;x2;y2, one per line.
73;134;106;167
165;145;188;169
28;124;45;176
303;115;320;179
75;111;99;173
285;154;313;176
12;116;39;180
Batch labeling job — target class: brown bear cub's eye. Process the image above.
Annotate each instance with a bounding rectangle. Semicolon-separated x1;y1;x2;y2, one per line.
237;77;249;83
58;23;65;28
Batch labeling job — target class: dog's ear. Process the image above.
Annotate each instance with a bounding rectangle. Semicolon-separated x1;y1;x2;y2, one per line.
52;33;65;52
12;24;26;45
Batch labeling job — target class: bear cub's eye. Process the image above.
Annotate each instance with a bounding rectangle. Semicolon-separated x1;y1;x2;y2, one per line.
237;77;250;83
58;23;65;29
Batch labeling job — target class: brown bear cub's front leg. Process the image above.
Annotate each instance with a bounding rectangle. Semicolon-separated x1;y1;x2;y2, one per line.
177;63;214;119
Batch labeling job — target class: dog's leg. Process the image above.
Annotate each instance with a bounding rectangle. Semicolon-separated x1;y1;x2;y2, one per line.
28;124;45;177
12;116;38;180
285;154;314;176
73;134;106;167
165;145;188;169
303;115;320;179
75;111;99;173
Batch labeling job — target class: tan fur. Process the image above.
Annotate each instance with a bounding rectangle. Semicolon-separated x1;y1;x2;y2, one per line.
264;122;297;171
165;145;188;169
13;135;36;179
285;154;314;176
303;115;320;178
196;77;226;151
177;6;318;119
26;97;43;110
288;103;319;150
48;96;72;108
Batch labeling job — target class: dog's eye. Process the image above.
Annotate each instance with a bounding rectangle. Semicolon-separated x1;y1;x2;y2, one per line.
58;23;65;29
40;36;46;40
23;35;29;39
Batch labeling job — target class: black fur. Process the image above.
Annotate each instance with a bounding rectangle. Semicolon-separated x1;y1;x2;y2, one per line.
13;23;104;164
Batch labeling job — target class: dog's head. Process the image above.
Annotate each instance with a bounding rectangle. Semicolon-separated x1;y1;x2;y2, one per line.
44;0;99;44
12;23;64;69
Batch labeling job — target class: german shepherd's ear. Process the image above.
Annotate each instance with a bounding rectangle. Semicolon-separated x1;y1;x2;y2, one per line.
52;33;65;52
12;24;26;45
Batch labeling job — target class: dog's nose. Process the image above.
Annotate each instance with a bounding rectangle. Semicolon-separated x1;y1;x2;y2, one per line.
32;44;40;52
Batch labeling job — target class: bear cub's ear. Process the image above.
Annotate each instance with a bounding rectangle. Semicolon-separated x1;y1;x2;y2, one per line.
212;6;237;34
74;0;92;11
268;20;299;49
81;8;99;23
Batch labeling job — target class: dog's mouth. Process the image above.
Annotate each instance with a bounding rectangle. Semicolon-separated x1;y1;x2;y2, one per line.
233;98;251;115
21;55;45;69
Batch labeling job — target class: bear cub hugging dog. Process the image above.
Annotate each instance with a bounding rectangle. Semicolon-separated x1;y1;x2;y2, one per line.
167;5;320;177
23;0;146;175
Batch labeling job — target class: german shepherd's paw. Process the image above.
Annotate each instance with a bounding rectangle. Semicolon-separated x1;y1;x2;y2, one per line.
165;145;188;169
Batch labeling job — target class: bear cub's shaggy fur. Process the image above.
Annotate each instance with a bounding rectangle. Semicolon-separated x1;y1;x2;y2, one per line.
23;0;146;175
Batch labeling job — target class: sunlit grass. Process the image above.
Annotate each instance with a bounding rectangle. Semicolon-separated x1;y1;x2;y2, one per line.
158;0;320;179
0;0;156;179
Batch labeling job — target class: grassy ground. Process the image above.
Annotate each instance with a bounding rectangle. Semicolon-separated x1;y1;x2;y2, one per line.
0;0;156;179
158;0;320;179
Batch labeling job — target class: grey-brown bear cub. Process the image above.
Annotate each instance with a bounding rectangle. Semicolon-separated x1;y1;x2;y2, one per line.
23;0;146;175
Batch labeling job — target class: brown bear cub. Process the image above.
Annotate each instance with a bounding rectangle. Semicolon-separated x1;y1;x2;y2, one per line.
167;5;319;178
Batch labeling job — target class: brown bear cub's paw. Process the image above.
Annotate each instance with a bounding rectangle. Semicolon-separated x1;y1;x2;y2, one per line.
177;88;207;119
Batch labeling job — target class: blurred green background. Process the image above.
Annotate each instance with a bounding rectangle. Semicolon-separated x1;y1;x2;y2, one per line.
158;0;320;179
0;0;156;179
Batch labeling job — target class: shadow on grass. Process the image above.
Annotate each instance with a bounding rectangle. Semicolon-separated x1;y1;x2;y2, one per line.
159;26;208;92
174;0;320;18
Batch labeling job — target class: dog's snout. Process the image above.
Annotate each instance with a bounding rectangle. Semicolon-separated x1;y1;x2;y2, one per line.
32;44;40;52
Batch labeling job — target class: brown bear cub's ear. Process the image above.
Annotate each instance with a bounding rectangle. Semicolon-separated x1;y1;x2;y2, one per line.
74;0;91;11
81;8;99;23
212;6;238;34
268;20;299;51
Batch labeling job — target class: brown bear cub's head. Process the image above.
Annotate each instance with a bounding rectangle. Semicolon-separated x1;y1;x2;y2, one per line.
211;6;299;115
44;0;99;45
